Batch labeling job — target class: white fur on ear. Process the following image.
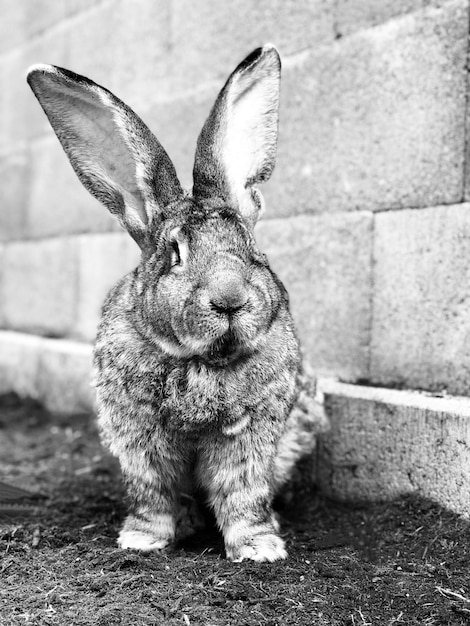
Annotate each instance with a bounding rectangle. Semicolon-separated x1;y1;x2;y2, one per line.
193;45;281;227
222;46;280;204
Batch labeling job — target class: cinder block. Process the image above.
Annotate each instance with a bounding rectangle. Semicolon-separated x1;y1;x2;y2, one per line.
255;212;373;381
0;0;100;55
335;0;444;37
67;0;102;13
317;380;470;517
170;0;335;91
2;237;78;337
75;233;141;342
64;0;172;106
24;0;100;40
143;90;217;191
0;245;4;327
462;66;470;200
27;136;119;238
0;330;94;413
0;331;42;398
0;32;69;154
265;0;467;217
0;151;30;241
0;0;26;55
370;204;470;396
37;337;94;413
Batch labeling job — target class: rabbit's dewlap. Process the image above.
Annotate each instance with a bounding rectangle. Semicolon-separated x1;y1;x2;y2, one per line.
27;45;328;562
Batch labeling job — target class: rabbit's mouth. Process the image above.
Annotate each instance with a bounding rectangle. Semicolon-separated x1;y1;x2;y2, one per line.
204;330;243;366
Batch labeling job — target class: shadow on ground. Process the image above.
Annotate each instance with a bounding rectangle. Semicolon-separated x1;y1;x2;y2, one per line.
1;392;469;626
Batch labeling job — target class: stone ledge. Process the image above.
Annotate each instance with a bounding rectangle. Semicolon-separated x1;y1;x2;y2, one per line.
317;379;470;517
0;330;94;414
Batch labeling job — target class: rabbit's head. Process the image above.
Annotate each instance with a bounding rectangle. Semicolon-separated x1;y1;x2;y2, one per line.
27;46;288;365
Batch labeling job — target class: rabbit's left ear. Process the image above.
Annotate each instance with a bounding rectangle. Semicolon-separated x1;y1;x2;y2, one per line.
193;45;280;227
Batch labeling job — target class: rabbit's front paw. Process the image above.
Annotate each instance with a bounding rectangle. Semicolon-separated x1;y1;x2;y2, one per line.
118;530;170;551
118;513;175;552
227;533;287;563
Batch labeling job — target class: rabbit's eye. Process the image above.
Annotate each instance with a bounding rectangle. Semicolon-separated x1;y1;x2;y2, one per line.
170;239;181;267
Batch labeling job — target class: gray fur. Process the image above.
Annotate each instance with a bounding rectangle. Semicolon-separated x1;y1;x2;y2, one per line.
27;46;328;562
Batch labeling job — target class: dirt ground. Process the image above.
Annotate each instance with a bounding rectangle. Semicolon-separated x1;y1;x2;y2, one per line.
1;392;469;626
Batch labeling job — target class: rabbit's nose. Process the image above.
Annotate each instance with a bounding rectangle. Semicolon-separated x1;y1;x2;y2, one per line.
209;273;248;314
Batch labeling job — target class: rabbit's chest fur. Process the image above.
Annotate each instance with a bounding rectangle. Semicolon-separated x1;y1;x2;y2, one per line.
163;361;243;430
96;343;297;436
94;305;299;442
161;357;296;433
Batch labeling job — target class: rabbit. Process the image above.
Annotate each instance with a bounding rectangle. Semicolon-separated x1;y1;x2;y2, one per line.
27;45;328;562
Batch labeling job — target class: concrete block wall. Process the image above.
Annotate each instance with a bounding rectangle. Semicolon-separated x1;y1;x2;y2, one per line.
2;0;470;513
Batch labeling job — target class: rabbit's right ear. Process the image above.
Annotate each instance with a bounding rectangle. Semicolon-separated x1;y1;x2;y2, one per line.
27;65;183;248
